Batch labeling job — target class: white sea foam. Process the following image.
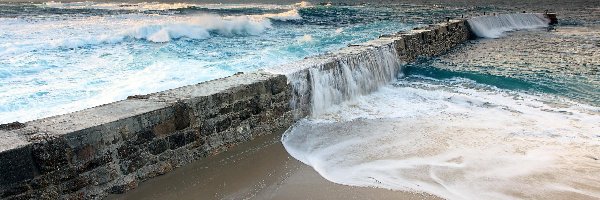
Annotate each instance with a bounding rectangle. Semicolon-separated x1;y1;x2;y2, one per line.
277;44;404;117
0;13;282;55
282;77;600;200
467;13;550;38
0;56;231;124
42;1;197;11
0;1;307;56
298;34;314;43
41;1;313;11
129;15;274;42
256;9;303;21
293;1;313;8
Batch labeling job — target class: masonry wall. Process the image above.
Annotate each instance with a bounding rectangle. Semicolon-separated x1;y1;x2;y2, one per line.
0;19;471;200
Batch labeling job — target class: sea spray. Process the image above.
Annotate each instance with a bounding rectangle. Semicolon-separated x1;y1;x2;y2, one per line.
467;13;549;38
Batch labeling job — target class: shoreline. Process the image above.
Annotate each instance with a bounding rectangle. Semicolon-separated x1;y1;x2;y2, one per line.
107;131;441;200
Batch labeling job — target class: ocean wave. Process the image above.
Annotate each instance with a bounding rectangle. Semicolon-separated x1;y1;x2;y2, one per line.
256;9;303;21
42;1;195;11
40;1;313;11
131;15;274;43
0;10;303;56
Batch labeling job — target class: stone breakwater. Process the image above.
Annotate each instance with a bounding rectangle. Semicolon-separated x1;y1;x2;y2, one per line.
0;15;548;199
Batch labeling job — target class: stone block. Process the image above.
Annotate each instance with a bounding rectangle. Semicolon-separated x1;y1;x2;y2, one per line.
148;139;169;155
120;153;148;175
167;129;198;150
82;165;119;186
0;145;36;188
151;103;190;138
59;175;91;194
76;150;112;173
109;177;137;194
32;138;73;174
117;142;140;160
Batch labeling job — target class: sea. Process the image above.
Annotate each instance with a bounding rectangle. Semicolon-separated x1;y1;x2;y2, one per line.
1;1;599;199
0;1;468;123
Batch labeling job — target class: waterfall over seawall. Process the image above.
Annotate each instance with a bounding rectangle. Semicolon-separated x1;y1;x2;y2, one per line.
1;18;481;199
467;13;550;38
284;44;404;117
310;45;403;116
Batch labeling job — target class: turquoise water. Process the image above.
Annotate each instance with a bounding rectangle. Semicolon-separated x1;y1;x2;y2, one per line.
406;57;600;107
1;1;597;124
279;13;599;199
1;2;436;123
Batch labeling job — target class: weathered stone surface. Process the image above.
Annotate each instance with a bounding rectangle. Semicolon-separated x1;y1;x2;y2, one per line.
32;138;72;174
76;150;112;173
0;145;36;189
148;139;169;155
167;130;198;150
109;177;137;194
0;122;26;131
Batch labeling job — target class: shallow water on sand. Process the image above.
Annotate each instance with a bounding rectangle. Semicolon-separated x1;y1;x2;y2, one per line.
283;75;600;200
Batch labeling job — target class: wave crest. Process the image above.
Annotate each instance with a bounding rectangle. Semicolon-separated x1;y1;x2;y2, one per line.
0;11;299;55
130;15;274;43
257;9;303;21
41;1;313;11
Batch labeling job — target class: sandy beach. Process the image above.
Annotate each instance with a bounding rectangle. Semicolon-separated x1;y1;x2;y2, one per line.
107;132;441;200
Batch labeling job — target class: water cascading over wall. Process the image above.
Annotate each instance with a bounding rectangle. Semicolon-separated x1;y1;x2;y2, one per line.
311;46;403;116
467;13;550;38
283;13;554;117
283;44;404;117
0;15;555;199
278;20;473;117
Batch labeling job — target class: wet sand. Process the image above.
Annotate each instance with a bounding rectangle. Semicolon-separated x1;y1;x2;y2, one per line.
107;132;440;200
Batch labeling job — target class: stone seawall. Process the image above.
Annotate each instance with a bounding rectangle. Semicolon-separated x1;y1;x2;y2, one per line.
1;19;473;199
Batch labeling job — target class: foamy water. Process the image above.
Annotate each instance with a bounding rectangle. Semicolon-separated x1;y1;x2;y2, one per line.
0;2;418;123
282;76;600;199
467;13;550;38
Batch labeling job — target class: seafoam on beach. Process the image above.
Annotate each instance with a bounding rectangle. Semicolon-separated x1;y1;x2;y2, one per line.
283;77;600;200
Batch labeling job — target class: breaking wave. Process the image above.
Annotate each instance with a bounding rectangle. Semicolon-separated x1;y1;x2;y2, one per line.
41;1;195;11
0;10;302;56
130;15;273;42
40;1;313;11
256;9;303;21
467;13;550;38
